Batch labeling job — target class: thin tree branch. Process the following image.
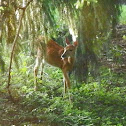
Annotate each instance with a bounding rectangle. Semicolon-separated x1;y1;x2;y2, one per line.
7;0;33;101
17;0;33;10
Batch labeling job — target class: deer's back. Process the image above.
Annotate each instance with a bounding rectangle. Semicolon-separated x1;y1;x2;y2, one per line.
45;40;64;68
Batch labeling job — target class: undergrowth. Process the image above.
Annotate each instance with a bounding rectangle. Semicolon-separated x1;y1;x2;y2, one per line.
0;60;126;126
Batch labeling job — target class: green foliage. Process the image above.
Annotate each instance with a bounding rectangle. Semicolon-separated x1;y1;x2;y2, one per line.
0;6;4;11
0;0;126;125
0;56;126;125
123;35;126;40
120;5;126;24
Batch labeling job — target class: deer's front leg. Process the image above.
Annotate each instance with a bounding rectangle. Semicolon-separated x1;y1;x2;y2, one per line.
62;70;70;93
63;76;67;93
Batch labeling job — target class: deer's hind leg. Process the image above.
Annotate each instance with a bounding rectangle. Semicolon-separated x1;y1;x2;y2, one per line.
34;56;42;90
34;47;44;91
40;59;45;80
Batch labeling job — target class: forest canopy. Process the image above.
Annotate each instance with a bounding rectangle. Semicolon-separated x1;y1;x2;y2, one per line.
0;0;122;81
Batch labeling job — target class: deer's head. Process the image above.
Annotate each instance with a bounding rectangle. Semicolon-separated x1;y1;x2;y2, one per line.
61;38;78;59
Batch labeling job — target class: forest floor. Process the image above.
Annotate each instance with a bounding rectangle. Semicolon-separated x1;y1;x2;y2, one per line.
101;24;126;74
0;24;126;125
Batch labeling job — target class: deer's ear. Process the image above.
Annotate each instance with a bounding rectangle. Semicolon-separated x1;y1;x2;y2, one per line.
66;38;70;45
73;41;78;47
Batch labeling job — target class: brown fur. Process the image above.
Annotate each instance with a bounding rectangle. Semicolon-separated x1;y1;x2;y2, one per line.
34;36;78;93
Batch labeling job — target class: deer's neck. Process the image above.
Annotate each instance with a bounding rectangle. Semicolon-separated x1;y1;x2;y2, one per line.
68;57;75;65
62;57;75;72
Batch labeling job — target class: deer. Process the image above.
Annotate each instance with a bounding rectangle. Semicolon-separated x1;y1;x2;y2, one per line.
34;35;78;93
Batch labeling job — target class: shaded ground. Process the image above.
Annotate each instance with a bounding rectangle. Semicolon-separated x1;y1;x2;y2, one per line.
101;25;126;74
0;91;48;125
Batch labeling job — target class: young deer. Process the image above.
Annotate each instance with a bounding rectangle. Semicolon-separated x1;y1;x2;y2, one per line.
34;36;78;92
